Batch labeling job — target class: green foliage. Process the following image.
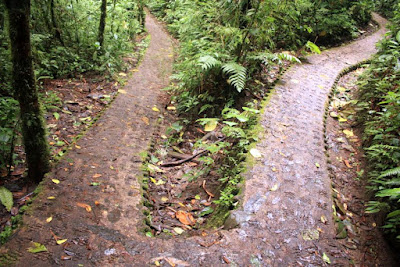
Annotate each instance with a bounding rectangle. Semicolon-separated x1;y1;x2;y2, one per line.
0;186;13;212
149;0;372;116
0;97;19;172
357;3;400;242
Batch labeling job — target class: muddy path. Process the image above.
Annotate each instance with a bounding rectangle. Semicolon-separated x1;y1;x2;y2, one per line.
0;12;396;267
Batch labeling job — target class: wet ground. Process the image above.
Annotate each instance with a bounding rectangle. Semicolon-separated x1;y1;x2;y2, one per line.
0;12;397;267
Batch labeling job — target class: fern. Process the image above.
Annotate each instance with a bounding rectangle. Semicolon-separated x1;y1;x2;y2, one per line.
198;55;221;71
221;62;247;93
379;167;400;178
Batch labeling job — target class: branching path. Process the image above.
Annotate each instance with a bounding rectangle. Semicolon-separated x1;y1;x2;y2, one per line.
1;13;393;267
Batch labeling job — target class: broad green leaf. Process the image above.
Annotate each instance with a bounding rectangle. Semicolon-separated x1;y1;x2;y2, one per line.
53;112;60;120
199;207;214;217
396;31;400;43
0;186;13;212
27;242;48;253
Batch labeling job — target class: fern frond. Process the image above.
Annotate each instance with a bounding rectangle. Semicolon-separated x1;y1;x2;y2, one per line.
379;167;400;178
221;62;247;93
198;55;221;71
277;53;301;64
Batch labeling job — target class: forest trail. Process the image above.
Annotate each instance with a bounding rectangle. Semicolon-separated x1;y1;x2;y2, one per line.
0;12;394;267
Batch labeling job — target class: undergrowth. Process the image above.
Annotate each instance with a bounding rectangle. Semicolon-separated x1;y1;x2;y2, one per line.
357;3;400;245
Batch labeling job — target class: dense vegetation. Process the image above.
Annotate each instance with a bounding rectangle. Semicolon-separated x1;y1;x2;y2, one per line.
0;0;144;174
145;0;376;225
148;0;373;117
357;0;400;245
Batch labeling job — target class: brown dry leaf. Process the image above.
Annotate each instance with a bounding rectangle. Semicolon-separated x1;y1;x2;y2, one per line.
77;202;92;212
176;210;196;225
142;117;150;125
92;173;102;178
202;180;215;198
343;159;353;169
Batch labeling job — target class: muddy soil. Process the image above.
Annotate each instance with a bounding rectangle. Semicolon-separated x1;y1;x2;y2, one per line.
0;12;397;267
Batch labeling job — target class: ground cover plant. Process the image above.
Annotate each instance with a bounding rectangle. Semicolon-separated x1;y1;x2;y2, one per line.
144;0;376;232
357;3;400;246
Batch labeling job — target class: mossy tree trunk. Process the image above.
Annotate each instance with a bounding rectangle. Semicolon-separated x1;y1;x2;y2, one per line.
98;0;107;49
4;0;51;183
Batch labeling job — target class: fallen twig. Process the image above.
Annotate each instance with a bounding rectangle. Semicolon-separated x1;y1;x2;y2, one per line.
160;150;207;167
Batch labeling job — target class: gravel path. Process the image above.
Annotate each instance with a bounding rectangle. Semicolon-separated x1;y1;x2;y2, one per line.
1;13;391;267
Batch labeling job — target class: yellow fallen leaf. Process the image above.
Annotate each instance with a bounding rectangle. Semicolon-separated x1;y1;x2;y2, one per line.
131;69;139;72
152;106;160;112
250;148;262;158
204;120;218;132
315;162;320;168
52;179;60;184
118;72;127;76
161;197;169;202
270;184;279;191
320;215;327;224
46;216;53;223
110;166;114;170
56;239;68;245
343;129;354;138
167;106;176;111
155;179;166;185
47;196;56;200
142;117;150;125
338;117;347;122
150;177;157;184
161;135;167;139
173;227;184;235
118;89;127;94
271;167;277;172
75;145;81;149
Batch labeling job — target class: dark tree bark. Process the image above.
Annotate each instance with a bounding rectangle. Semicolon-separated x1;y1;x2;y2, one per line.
4;0;51;182
98;0;107;49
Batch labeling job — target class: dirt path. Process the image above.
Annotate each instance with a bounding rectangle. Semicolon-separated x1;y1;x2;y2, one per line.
0;13;395;267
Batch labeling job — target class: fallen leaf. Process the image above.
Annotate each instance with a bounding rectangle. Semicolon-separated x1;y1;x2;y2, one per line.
302;229;320;241
318;85;324;89
343;159;352;169
250;148;262;158
61;256;72;260
75;145;81;149
57;239;68;245
161;197;169;202
315;162;320;168
47;196;56;200
204;120;218;132
176;210;196;225
167;106;176;111
343;129;354;138
118;72;127;76
77;202;92;212
91;182;101;186
270;184;279;191
329;111;338;118
27;242;48;253
322;253;331;264
320;215;327;224
161;135;167;139
338;117;347;122
118;89;127;94
92;174;102;178
173;227;184;235
148;164;165;173
52;179;60;184
152;106;160;112
46;216;53;223
142;117;150;125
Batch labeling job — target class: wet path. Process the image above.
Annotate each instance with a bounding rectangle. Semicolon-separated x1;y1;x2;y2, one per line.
1;13;389;267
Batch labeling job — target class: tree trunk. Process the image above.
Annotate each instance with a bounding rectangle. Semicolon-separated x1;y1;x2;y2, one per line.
98;0;107;49
4;0;51;183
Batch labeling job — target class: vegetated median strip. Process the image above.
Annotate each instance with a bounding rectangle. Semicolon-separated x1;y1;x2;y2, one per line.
139;58;290;237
